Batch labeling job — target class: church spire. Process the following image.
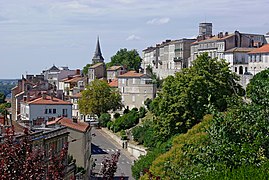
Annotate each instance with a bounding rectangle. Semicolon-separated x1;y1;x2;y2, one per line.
92;36;104;64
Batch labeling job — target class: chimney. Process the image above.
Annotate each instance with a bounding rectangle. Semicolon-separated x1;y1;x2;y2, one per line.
225;32;229;36
42;93;46;99
73;117;78;123
76;69;81;75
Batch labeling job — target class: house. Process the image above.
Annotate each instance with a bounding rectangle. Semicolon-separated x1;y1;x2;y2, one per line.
47;117;91;179
142;38;196;79
118;71;156;109
107;66;126;82
224;47;256;75
88;63;106;84
11;75;55;121
42;65;80;89
69;92;82;119
190;30;266;66
248;44;269;75
20;94;72;126
58;75;85;100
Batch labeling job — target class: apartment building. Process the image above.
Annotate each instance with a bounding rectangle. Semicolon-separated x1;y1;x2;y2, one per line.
248;44;269;75
142;38;195;79
117;71;156;109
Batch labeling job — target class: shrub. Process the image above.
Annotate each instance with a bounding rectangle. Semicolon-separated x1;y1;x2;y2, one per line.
123;107;130;114
113;112;120;119
99;113;111;127
107;121;113;130
138;106;147;118
112;110;139;132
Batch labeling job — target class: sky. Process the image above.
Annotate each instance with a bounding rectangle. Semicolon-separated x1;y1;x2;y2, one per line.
0;0;268;79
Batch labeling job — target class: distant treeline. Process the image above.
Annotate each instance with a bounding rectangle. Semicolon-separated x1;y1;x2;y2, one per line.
0;84;16;97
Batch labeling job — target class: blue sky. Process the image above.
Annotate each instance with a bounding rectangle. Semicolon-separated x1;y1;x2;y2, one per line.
0;0;268;78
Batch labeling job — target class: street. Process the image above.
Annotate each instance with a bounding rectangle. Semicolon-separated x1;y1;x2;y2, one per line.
91;127;135;180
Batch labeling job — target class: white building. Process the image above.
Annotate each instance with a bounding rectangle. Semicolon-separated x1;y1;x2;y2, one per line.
20;94;72;126
142;38;196;79
224;47;256;75
118;71;156;109
42;65;80;89
190;31;267;66
248;44;269;75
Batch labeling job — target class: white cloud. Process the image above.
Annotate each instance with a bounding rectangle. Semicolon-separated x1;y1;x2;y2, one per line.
126;34;141;41
147;17;170;25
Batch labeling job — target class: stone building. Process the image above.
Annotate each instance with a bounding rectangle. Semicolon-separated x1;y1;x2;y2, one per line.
142;38;196;79
117;71;156;109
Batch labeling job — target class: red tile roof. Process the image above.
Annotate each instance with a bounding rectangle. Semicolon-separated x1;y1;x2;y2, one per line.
192;34;234;44
61;76;84;83
118;71;144;78
109;79;118;87
248;44;269;54
107;66;122;71
47;117;90;133
28;96;72;105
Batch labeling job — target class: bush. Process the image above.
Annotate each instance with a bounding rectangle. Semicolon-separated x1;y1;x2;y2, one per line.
99;113;111;127
112;110;139;132
120;130;128;140
138;106;147;118
131;107;138;112
113;112;120;119
107;121;113;130
123;107;130;114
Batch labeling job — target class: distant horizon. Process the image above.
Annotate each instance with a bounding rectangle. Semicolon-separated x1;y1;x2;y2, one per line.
1;0;269;79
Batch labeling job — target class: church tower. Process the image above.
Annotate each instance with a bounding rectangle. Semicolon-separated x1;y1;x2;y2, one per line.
92;37;104;64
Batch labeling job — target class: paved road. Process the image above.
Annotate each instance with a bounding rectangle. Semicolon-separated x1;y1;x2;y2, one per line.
91;127;135;180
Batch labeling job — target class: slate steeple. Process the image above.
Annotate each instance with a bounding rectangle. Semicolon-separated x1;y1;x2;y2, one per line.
92;36;104;64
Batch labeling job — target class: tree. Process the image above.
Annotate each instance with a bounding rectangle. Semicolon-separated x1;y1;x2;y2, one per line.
0;127;68;179
151;53;244;142
246;69;269;106
99;113;111;127
99;151;120;179
82;64;92;76
107;48;142;71
78;79;122;117
0;92;5;103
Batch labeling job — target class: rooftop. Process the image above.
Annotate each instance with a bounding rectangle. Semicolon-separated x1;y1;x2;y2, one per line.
108;79;118;87
61;75;84;83
248;44;269;54
107;66;122;71
90;62;104;69
118;71;145;78
27;96;72;105
47;117;90;133
225;47;257;53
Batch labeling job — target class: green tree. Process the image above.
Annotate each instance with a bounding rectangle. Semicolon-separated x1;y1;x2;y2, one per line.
99;113;111;127
246;69;269;106
107;48;142;71
82;64;92;76
0;92;6;103
78;79;122;117
151;53;243;142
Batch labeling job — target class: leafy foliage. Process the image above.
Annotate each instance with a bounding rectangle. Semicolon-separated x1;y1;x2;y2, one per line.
78;79;122;117
246;68;269;106
111;109;139;132
99;113;111;127
106;48;142;71
0;127;68;179
150;53;243;142
0;92;5;103
82;64;92;76
99;151;120;179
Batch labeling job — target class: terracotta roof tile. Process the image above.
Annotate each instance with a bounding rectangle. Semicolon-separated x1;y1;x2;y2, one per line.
107;66;122;71
90;63;104;69
61;76;84;83
28;96;72;105
109;79;118;87
225;47;256;53
47;117;90;133
118;71;144;78
248;44;269;54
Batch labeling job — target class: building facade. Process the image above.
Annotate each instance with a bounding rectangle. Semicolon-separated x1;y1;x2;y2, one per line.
248;44;269;75
88;63;106;84
47;117;91;179
107;66;126;82
117;71;156;109
142;38;196;79
20;95;72;126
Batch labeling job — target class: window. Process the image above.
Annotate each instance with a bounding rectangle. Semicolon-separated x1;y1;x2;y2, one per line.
235;67;237;72
45;109;48;114
48;109;52;114
245;67;248;73
53;109;56;114
132;95;135;102
62;109;68;117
